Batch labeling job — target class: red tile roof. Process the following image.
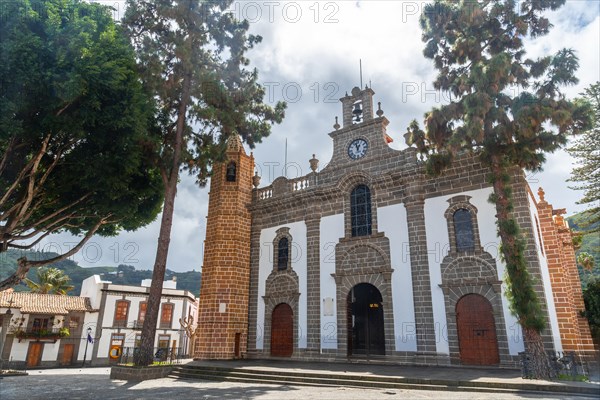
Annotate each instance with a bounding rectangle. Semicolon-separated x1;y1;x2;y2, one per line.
0;291;96;315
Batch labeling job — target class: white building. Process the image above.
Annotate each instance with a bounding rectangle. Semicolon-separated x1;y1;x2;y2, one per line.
80;275;198;365
0;275;198;368
0;289;98;367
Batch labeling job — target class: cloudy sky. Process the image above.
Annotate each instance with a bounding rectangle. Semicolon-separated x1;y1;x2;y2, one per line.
36;0;600;273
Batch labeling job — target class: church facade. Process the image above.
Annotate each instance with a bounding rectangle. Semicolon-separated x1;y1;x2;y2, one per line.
194;86;595;366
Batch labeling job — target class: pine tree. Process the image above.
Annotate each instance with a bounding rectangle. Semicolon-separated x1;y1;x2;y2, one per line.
568;82;600;234
410;0;593;379
123;0;285;366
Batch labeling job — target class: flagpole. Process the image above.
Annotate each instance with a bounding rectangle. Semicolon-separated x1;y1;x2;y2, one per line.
284;138;288;178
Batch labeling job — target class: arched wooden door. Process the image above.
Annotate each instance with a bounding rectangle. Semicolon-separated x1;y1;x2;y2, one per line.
271;303;293;357
456;294;500;365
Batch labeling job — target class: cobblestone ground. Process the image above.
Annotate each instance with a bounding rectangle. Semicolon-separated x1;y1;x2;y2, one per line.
0;368;596;400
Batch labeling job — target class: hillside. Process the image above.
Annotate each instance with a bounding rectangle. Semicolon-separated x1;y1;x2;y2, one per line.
0;250;201;296
568;213;600;288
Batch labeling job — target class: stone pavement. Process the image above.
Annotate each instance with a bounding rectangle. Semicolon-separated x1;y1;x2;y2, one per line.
0;366;598;400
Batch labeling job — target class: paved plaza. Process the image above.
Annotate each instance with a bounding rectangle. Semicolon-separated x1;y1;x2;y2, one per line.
1;367;599;400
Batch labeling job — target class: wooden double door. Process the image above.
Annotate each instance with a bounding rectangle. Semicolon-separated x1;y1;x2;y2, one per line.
27;342;43;367
271;303;293;357
61;344;75;365
456;294;500;365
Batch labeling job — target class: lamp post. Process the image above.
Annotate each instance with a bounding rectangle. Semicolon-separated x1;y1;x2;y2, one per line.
82;327;92;367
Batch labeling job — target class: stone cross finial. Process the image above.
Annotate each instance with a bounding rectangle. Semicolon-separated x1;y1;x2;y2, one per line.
538;187;546;202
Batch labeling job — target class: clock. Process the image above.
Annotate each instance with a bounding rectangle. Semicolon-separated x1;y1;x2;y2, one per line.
348;138;368;160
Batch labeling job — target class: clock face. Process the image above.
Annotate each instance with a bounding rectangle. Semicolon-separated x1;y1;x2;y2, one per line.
348;139;368;160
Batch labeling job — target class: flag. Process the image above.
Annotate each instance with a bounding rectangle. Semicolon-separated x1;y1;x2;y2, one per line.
87;333;94;344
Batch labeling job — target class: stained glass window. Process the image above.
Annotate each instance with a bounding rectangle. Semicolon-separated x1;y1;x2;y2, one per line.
454;208;475;251
351;185;372;237
277;237;289;270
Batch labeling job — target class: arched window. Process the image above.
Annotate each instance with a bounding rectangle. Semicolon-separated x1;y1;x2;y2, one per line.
351;185;372;237
226;162;237;182
454;208;475;252
277;237;289;270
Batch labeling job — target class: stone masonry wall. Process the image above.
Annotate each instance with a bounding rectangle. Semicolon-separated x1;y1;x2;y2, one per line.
194;137;253;359
534;187;596;355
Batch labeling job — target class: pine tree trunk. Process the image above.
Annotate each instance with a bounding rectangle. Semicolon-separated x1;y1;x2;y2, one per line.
134;74;191;366
489;155;555;380
134;181;178;366
523;326;556;380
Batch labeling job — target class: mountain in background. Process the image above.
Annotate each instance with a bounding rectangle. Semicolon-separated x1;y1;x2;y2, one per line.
0;250;201;296
568;212;600;288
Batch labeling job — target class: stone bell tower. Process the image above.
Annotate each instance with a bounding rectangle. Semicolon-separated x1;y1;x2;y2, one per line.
194;135;253;359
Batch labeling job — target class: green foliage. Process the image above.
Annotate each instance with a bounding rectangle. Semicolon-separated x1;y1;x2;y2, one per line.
25;267;74;295
0;0;164;276
123;0;286;186
577;252;595;272
415;0;591;343
581;278;600;346
557;374;590;382
568;213;600;288
568;82;600;233
499;226;546;332
417;0;592;169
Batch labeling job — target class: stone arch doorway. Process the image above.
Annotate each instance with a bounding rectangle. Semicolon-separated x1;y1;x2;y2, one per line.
270;303;293;357
456;294;500;365
347;283;385;356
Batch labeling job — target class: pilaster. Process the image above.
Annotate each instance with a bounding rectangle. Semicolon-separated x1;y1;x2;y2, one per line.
405;181;437;355
305;214;321;353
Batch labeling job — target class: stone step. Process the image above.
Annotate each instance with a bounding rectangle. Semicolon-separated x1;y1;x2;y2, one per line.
168;365;599;397
168;369;511;394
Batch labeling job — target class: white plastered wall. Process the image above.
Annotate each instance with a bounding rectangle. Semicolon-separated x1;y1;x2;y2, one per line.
5;311;28;361
527;192;561;352
77;311;100;361
40;341;60;361
319;213;344;350
378;203;417;351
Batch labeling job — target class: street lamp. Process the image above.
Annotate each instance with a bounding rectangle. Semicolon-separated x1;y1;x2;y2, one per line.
82;327;92;367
